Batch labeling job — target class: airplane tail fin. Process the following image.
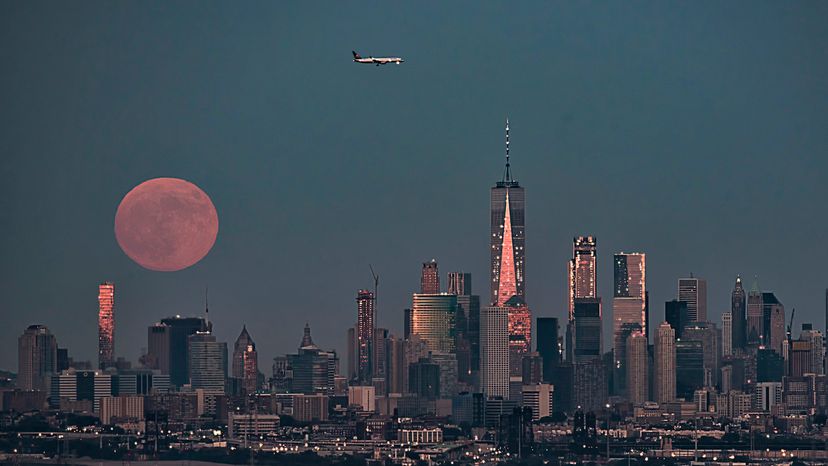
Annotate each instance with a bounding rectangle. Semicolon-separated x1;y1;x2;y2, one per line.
352;51;361;59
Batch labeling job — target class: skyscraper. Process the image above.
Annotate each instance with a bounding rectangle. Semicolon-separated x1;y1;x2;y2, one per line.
655;322;676;404
626;330;649;405
722;311;733;357
567;236;597;362
762;292;785;354
98;282;115;370
508;304;532;377
421;260;440;294
675;339;705;400
410;293;457;353
573;298;602;362
290;324;338;394
481;306;509;399
356;289;375;383
18;325;57;392
188;331;227;395
156;316;211;387
731;276;747;351
747;279;763;345
613;253;646;393
490;119;525;307
678;276;707;323
536;317;560;380
664;300;688;339
447;272;471;295
800;325;825;375
683;322;720;388
232;326;258;393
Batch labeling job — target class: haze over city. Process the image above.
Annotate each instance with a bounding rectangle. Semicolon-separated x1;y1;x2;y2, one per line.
2;1;827;379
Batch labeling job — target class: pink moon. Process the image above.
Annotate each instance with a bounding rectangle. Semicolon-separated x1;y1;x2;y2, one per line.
114;178;219;272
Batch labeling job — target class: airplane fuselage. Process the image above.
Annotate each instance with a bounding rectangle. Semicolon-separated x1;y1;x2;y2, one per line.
353;52;403;65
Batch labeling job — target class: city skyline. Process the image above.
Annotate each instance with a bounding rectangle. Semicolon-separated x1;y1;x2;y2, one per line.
3;2;828;373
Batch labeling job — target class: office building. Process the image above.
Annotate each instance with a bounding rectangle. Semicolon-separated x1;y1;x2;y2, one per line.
408;357;440;399
573;298;602;362
722;311;733;357
731;276;747;351
626;330;649;405
421;260;440;294
762;292;785;354
613;253;646;393
665;300;688;340
481;306;510;399
536;317;560;380
747;280;762;345
18;325;58;392
800;325;825;375
188;332;227;395
567;236;597;361
98;282;115;370
411;293;457;353
655;322;676;404
289;324;338;394
678;276;707;323
572;358;607;412
683;322;719;388
676;340;705;400
231;326;258;393
447;272;471;295
521;383;554;420
153;316;210;387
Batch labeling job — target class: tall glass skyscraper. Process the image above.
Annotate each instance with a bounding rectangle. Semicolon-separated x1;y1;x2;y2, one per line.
356;289;375;383
567;236;597;362
490;120;530;376
98;282;115;370
678;276;708;323
612;252;646;394
411;293;457;353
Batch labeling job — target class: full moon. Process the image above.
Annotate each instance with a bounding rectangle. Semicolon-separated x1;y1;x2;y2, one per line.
114;178;219;272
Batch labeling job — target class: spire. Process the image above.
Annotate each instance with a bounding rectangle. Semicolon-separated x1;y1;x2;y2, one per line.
300;322;316;349
503;117;511;182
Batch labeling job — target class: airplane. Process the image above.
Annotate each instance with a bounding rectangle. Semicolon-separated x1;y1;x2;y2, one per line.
352;51;404;66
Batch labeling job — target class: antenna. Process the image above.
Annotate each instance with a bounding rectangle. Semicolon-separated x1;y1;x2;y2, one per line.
503;117;511;182
369;264;379;311
204;286;210;331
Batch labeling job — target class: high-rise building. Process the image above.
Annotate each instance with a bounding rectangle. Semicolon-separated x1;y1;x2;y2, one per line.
386;335;408;394
98;282;115;370
447;272;471;295
146;323;170;373
490;119;525;308
290;324;338;394
731;276;747;351
421;260;440;294
232;326;258;393
664;300;688;339
408;357;440;399
678;276;707;323
722;312;733;357
536;317;560;380
567;236;597;361
572;359;607;412
573;298;602;362
655;322;676;404
481;306;510;399
626;330;649;405
613;253;646;393
762;292;785;354
508;303;532;377
346;327;357;381
411;293;457;353
757;349;785;382
676;339;705;400
683;322;720;388
788;340;813;378
188;332;227;395
521;383;554;420
747;279;763;345
18;325;57;392
456;293;481;378
356;289;375;383
155;316;210;387
800;325;825;375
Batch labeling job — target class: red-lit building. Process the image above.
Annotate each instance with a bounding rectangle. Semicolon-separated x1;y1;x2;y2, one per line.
98;282;115;370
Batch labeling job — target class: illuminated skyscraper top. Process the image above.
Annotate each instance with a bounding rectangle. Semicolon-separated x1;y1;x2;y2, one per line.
98;282;115;370
356;289;375;383
568;236;597;321
421;259;440;294
490;118;525;307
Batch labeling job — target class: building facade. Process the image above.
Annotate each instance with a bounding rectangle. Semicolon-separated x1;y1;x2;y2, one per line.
98;282;115;370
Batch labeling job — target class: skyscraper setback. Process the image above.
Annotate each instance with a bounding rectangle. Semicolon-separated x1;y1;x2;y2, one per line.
612;252;646;393
98;282;115;370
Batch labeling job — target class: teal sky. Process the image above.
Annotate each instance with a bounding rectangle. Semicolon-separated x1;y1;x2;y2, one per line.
2;1;827;370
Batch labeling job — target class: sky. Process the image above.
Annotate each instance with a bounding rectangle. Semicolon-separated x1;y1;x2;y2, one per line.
2;1;828;372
